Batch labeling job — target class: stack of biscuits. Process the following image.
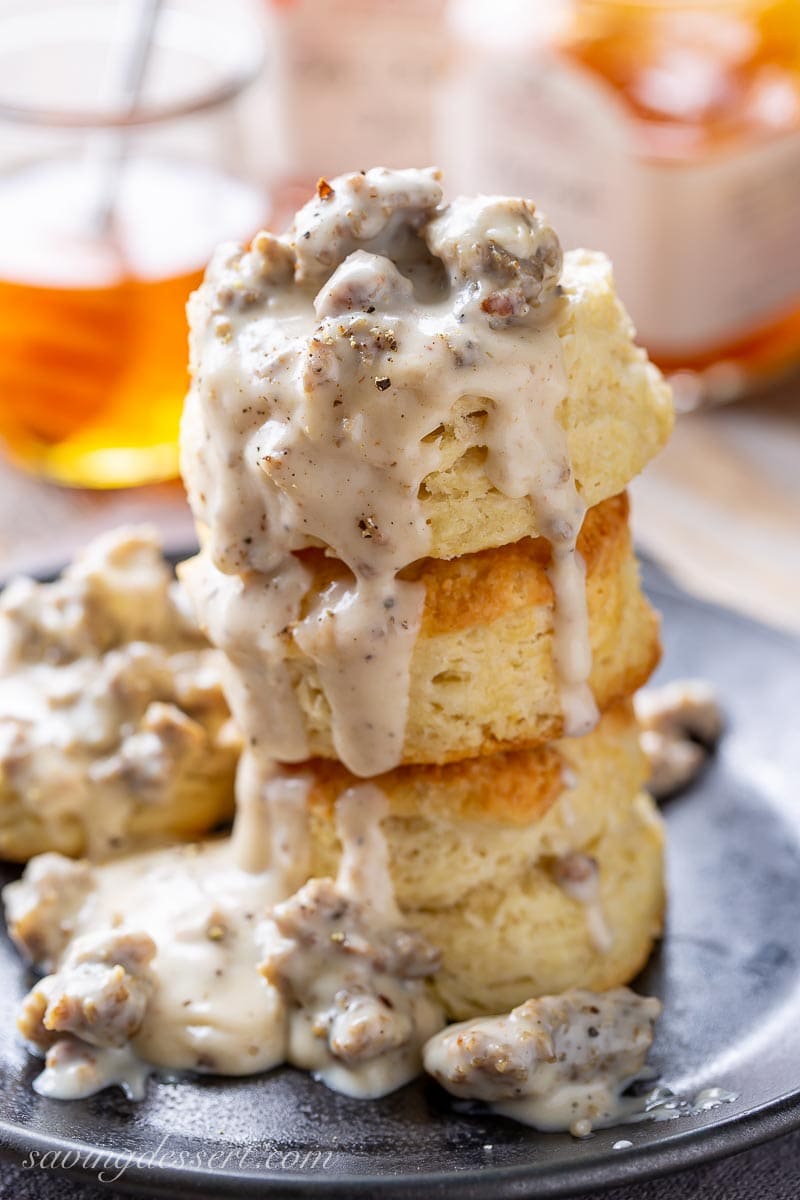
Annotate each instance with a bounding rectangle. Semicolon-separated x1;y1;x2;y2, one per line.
296;492;667;1019
181;171;674;1021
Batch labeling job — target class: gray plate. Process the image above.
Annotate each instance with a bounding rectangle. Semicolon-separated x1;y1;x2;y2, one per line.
0;558;799;1199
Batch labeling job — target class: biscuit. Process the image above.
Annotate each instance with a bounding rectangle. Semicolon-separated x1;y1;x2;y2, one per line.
301;700;648;908
0;724;236;868
419;251;673;558
283;493;660;762
284;705;661;1017
418;792;665;1018
183;248;672;566
0;528;238;862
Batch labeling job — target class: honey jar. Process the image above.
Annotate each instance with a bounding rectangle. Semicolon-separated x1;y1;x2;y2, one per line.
440;0;800;403
0;0;266;488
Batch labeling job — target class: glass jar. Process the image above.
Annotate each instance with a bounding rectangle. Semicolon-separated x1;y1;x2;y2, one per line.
0;0;268;487
440;0;800;405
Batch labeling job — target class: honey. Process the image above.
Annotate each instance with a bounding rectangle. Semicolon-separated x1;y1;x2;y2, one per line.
567;0;800;147
0;157;264;487
441;0;800;398
0;259;203;489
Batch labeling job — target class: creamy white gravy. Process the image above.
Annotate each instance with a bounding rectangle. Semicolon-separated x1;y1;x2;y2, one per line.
33;1040;152;1103
10;839;288;1085
263;786;444;1099
0;527;233;859
424;997;736;1139
180;167;598;784
423;988;661;1137
5;783;444;1101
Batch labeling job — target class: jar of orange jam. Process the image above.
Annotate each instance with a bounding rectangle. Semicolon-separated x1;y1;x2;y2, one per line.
440;0;800;404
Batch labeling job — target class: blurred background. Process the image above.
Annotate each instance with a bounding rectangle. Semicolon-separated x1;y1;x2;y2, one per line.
0;0;797;627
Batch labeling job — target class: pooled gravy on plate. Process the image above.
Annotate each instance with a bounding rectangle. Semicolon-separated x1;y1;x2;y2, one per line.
6;786;444;1102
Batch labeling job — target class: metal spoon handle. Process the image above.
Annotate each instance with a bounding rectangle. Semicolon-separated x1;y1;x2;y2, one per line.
94;0;164;237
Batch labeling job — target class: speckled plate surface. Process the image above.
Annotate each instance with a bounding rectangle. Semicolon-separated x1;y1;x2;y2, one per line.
0;558;799;1199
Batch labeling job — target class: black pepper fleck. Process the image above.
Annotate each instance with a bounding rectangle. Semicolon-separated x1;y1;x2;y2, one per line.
375;376;391;391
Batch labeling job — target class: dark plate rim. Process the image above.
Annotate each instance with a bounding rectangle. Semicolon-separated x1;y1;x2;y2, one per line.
1;1082;799;1200
1;558;799;1198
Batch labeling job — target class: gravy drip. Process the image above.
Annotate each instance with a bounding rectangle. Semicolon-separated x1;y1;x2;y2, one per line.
262;785;445;1098
180;167;598;785
423;988;661;1137
552;852;613;954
